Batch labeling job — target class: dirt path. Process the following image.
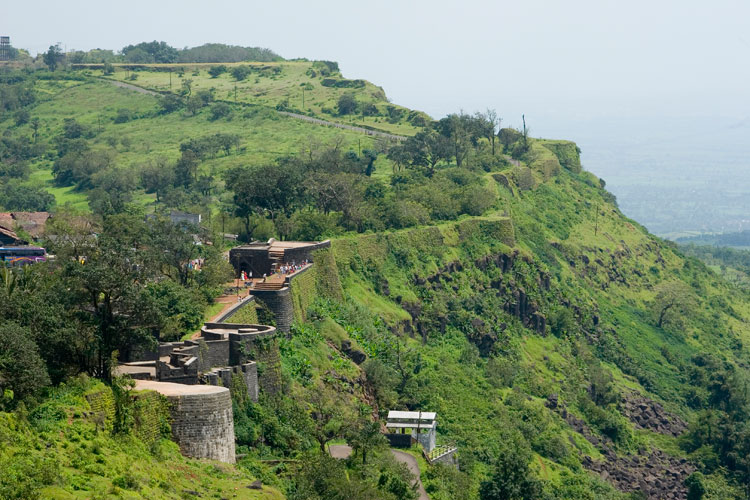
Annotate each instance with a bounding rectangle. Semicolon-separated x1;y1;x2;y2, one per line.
107;79;160;96
277;111;405;141
102;78;405;141
390;450;429;500
328;445;428;500
328;444;353;459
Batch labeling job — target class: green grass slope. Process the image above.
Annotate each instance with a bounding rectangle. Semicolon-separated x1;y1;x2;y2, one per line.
294;141;749;498
0;377;283;500
0;76;389;211
93;61;428;136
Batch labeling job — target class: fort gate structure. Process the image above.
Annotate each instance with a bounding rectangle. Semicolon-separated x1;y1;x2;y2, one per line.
229;239;330;333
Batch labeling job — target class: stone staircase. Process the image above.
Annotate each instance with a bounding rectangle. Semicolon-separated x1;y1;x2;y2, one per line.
252;281;285;291
269;248;284;269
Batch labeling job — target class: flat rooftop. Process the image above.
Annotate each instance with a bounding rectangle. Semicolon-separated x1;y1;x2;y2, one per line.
135;379;229;396
387;410;437;421
233;239;329;250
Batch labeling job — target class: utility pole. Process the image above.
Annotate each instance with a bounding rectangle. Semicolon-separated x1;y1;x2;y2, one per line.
234;85;237;103
169;69;172;89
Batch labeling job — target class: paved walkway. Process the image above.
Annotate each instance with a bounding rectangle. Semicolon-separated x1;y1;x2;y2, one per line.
328;445;428;500
102;78;406;141
390;450;429;500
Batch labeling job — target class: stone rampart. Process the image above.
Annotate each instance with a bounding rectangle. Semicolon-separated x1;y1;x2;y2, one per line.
251;287;294;334
205;362;259;402
135;380;236;463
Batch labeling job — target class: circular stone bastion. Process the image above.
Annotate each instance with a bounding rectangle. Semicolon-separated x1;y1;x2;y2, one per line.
135;380;235;463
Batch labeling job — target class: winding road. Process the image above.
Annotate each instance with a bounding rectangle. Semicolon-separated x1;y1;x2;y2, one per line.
328;445;429;500
104;78;405;141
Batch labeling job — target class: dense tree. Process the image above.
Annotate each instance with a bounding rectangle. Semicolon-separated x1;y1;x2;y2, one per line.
401;128;452;177
480;109;501;155
55;215;161;378
121;41;178;63
346;420;387;465
88;167;138;215
209;102;232;121
159;94;183;114
0;182;55;211
42;44;63;71
52;149;114;189
178;44;281;63
0;322;51;406
225;162;304;237
436;113;474;167
231;65;252;81
208;65;228;78
479;442;542;500
337;93;358;115
140;158;175;202
652;281;696;329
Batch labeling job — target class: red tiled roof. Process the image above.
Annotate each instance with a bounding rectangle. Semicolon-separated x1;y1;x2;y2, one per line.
0;225;21;243
0;213;12;231
11;212;50;238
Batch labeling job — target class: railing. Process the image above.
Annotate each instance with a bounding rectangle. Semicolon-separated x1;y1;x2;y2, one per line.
424;444;458;463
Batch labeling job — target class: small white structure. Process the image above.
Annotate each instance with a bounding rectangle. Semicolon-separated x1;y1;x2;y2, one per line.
385;410;437;452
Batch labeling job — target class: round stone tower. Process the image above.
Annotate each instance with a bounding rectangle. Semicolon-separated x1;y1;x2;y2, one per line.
135;380;235;463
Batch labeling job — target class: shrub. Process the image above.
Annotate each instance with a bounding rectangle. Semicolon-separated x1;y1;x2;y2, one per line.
208;65;227;78
158;94;182;114
113;108;132;124
209;102;232;121
231;65;252;81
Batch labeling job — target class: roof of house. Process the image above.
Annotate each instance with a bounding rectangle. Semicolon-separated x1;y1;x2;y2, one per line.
234;238;330;251
386;410;438;429
11;212;50;238
0;213;13;231
0;225;21;243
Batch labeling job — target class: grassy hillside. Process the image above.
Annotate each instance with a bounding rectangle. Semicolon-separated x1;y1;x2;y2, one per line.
4;55;750;499
1;75;389;212
0;376;283;500
92;61;428;136
287;140;749;498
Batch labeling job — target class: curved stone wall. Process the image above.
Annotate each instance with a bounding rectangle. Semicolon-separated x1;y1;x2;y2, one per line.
135;380;235;463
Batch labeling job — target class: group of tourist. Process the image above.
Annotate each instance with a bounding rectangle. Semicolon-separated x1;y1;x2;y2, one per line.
236;260;309;284
278;260;309;275
188;258;205;271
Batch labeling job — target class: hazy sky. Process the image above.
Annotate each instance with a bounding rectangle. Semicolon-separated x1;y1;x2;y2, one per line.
3;0;749;131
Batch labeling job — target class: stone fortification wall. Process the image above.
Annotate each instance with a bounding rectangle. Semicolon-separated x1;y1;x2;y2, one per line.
283;240;331;266
156;357;198;384
199;323;282;395
252;287;294;333
204;362;259;402
289;266;317;323
214;295;258;324
135;380;236;463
